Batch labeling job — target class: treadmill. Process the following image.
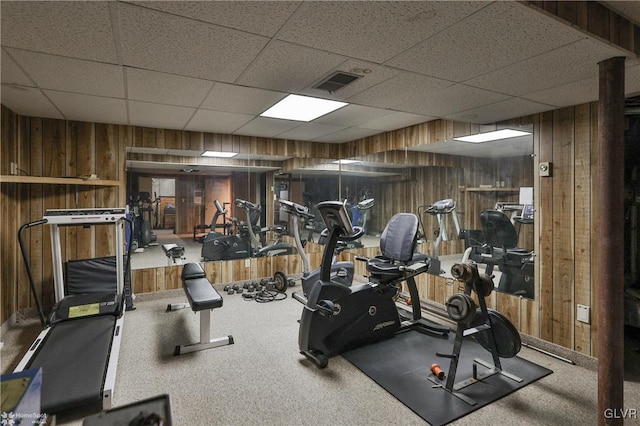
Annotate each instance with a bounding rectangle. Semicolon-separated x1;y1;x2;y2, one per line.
14;208;131;414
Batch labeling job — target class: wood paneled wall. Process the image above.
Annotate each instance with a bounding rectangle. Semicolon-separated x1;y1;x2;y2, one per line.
1;108;128;322
1;103;607;357
534;103;601;356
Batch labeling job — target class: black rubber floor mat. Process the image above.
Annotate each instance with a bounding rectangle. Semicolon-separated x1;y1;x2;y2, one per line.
342;329;553;425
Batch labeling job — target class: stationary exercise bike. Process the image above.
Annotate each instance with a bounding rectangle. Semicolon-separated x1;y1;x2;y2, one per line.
293;201;449;369
417;198;461;275
201;200;251;261
235;199;295;257
279;199;357;296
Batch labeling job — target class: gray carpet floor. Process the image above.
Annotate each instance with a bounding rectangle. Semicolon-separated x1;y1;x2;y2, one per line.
2;288;640;425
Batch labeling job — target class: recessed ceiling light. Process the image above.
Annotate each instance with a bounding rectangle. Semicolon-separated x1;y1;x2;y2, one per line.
454;129;531;143
260;94;348;122
333;159;360;164
202;151;238;158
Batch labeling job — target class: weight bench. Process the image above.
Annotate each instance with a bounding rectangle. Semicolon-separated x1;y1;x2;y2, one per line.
167;263;234;355
162;244;185;266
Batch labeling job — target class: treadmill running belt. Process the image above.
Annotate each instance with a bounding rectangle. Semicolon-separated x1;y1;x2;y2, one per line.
28;315;117;413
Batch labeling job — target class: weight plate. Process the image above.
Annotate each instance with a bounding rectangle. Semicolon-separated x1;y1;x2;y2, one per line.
446;294;475;323
273;271;288;292
471;309;521;358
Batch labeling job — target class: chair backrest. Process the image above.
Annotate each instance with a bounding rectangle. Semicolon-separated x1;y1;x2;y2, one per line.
480;210;519;249
380;213;419;263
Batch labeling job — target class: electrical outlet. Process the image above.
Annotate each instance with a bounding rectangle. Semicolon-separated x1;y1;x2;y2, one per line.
577;304;590;324
245;258;250;268
10;162;17;175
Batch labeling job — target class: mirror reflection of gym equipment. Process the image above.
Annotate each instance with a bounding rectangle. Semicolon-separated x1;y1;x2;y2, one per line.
462;188;536;299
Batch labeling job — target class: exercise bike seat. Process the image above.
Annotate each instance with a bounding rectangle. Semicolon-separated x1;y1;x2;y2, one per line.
367;213;420;281
480;210;533;257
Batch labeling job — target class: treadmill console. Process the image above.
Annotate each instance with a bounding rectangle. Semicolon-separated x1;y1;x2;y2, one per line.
44;207;128;224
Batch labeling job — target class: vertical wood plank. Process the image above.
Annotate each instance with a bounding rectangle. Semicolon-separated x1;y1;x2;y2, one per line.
538;111;554;342
590;102;600;357
574;103;592;355
551;107;575;348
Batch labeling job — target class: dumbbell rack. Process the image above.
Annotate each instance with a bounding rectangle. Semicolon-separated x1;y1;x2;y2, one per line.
430;265;522;406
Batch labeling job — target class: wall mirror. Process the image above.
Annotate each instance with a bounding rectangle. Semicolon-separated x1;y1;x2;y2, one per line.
322;124;536;299
125;124;535;300
125;145;284;270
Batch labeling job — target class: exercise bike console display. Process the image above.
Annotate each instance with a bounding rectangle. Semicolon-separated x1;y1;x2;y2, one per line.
317;201;354;239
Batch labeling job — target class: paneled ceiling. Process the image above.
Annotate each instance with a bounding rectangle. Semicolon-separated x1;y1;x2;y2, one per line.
1;1;639;169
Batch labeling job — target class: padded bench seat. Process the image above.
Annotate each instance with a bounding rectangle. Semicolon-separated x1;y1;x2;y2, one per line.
162;244;185;265
183;277;222;311
168;263;234;355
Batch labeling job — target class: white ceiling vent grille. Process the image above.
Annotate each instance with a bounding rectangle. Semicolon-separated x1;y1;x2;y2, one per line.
314;71;361;93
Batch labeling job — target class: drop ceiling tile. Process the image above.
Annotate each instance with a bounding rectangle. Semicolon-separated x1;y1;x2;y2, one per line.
1;85;62;119
131;1;299;37
1;49;34;86
7;49;124;98
466;38;628;96
445;97;554;124
126;68;212;107
0;2;117;63
524;61;640;107
523;77;598;108
44;91;127;124
276;123;346;141
200;83;286;115
185;109;254;134
358;112;435;131
315;105;394;127
128;100;194;129
386;2;585;82
348;72;454;110
117;2;268;82
233;117;301;138
312;127;381;144
399;84;510;117
277;1;488;63
236;41;346;93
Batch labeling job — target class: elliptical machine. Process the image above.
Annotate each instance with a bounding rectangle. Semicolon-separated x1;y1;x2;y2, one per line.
279;199;356;296
293;201;448;369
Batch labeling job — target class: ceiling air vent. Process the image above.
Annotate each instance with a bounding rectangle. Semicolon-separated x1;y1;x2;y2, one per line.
314;71;361;93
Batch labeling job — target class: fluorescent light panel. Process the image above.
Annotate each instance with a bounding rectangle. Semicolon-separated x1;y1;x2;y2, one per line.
454;129;531;143
202;151;238;158
260;94;347;122
333;159;360;164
